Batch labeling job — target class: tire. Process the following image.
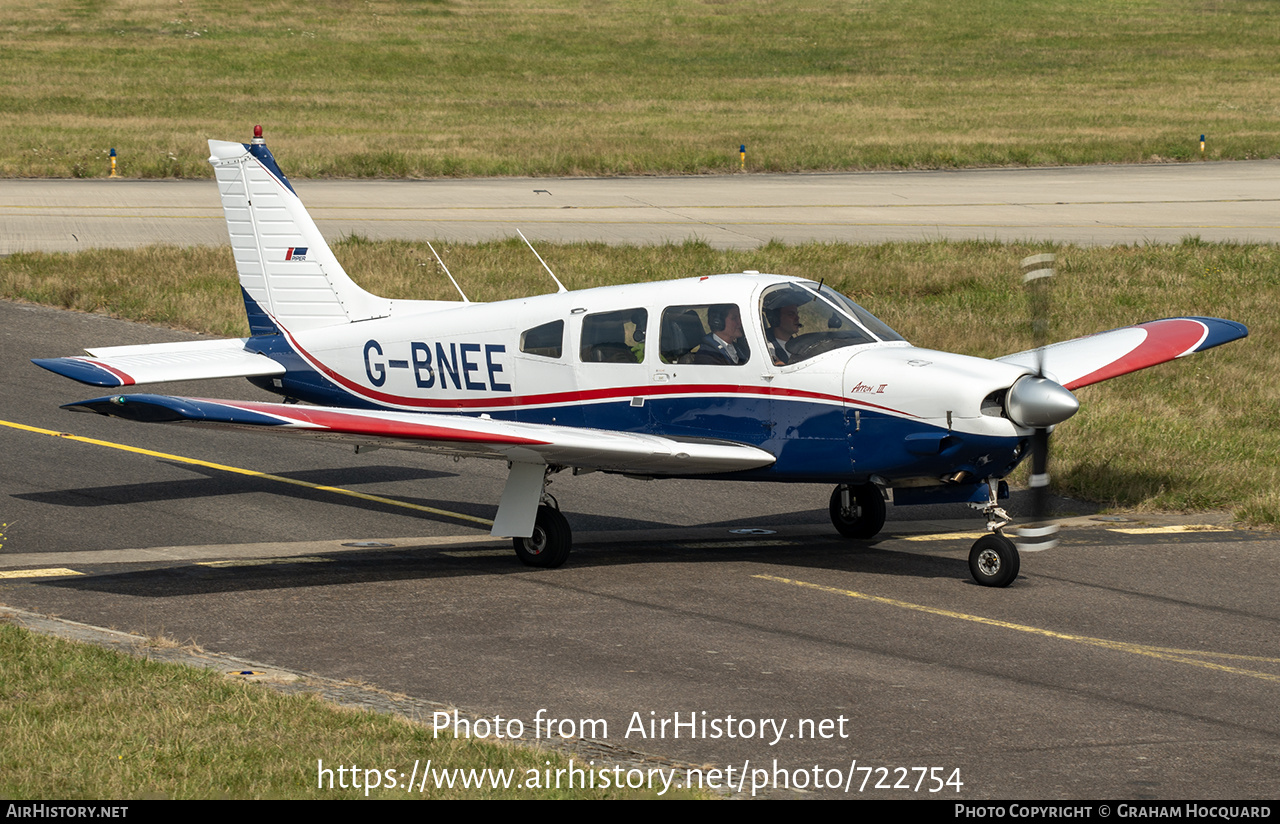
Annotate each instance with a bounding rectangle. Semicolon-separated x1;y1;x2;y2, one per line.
513;504;572;568
968;533;1020;588
829;483;887;540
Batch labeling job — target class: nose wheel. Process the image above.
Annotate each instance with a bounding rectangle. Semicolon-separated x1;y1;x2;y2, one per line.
968;533;1020;587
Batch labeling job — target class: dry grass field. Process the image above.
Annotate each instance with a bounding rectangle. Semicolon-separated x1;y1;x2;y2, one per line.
0;622;682;798
2;0;1278;177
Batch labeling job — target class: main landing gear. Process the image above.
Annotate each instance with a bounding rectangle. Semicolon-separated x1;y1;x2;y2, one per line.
829;483;887;539
513;503;572;569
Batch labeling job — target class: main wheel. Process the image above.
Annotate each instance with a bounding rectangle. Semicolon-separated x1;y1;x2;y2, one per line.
513;504;572;568
968;533;1020;587
829;483;886;539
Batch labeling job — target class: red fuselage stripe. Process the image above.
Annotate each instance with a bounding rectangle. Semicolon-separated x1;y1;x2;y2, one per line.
279;329;914;417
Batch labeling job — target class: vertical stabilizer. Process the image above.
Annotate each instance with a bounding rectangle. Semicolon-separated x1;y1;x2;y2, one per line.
208;129;391;334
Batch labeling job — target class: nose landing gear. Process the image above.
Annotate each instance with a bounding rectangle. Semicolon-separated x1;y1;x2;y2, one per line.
968;533;1020;588
968;481;1019;587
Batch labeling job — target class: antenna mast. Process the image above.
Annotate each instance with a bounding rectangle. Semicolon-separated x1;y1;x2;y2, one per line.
427;241;470;303
517;229;568;293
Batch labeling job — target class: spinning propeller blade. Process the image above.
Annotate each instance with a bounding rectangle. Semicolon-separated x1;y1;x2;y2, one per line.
1017;253;1062;552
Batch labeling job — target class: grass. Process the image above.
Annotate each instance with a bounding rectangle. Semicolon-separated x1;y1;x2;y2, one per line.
2;0;1279;178
0;621;687;799
4;237;1273;525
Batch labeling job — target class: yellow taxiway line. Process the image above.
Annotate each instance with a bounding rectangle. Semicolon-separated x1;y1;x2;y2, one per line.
757;574;1280;683
0;419;494;528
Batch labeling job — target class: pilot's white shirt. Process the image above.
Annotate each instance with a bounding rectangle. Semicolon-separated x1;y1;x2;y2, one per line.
699;332;743;364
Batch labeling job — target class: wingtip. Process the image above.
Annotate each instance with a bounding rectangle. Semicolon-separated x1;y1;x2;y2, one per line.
1182;316;1249;352
32;357;130;387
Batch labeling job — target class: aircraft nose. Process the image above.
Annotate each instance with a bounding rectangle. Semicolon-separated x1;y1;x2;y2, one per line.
1005;375;1079;428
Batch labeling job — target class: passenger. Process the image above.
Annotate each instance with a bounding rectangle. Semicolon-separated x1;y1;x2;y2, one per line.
694;304;749;365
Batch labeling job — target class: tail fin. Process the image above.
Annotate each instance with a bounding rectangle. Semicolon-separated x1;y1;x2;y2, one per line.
208;128;390;335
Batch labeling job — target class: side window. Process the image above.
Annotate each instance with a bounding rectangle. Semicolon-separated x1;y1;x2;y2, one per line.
659;304;750;365
520;320;564;358
579;309;647;363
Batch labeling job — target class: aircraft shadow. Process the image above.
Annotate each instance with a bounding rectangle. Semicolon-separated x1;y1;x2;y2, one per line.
14;463;459;508
38;531;980;600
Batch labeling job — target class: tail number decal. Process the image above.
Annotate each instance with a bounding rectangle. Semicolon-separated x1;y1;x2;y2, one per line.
364;340;511;393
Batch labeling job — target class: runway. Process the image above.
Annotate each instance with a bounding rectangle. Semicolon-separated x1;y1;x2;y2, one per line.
2;299;1278;798
4;160;1280;253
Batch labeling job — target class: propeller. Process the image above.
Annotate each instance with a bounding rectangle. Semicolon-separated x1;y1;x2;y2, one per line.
1010;253;1074;552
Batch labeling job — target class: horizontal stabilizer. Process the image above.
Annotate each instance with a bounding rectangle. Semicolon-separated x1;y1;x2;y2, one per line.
998;317;1247;390
32;339;285;388
63;395;777;476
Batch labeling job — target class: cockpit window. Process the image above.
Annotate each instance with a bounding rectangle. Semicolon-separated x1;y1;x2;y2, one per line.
807;282;905;343
760;282;903;366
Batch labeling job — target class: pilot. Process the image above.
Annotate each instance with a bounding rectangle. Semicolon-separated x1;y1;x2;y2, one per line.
694;304;749;365
765;302;803;365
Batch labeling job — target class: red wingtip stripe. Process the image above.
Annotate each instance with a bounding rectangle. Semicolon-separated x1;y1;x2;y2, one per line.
75;357;136;387
1065;319;1208;390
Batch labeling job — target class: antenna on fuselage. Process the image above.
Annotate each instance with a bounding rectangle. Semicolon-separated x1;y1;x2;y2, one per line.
516;229;568;293
426;241;470;303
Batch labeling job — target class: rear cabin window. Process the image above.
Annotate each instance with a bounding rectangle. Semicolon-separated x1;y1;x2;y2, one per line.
658;304;750;365
520;320;564;358
579;309;647;364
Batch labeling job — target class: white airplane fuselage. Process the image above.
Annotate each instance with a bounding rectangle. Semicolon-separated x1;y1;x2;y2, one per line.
245;273;1034;487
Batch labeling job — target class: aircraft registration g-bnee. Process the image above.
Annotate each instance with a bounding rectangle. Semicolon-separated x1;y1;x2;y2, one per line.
33;128;1248;587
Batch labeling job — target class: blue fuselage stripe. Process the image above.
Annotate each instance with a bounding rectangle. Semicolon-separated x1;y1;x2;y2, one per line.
243;333;1025;484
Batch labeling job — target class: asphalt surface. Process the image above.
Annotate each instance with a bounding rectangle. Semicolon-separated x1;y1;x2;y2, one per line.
4;160;1280;253
3;299;1278;799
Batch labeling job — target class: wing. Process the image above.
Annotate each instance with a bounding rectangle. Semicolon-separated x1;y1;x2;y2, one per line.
997;317;1247;390
32;339;285;387
62;394;776;476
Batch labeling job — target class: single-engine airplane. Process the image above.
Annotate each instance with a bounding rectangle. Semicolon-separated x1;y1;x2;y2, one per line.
33;128;1248;587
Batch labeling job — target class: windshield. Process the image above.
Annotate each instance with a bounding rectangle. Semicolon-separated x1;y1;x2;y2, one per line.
759;282;904;366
